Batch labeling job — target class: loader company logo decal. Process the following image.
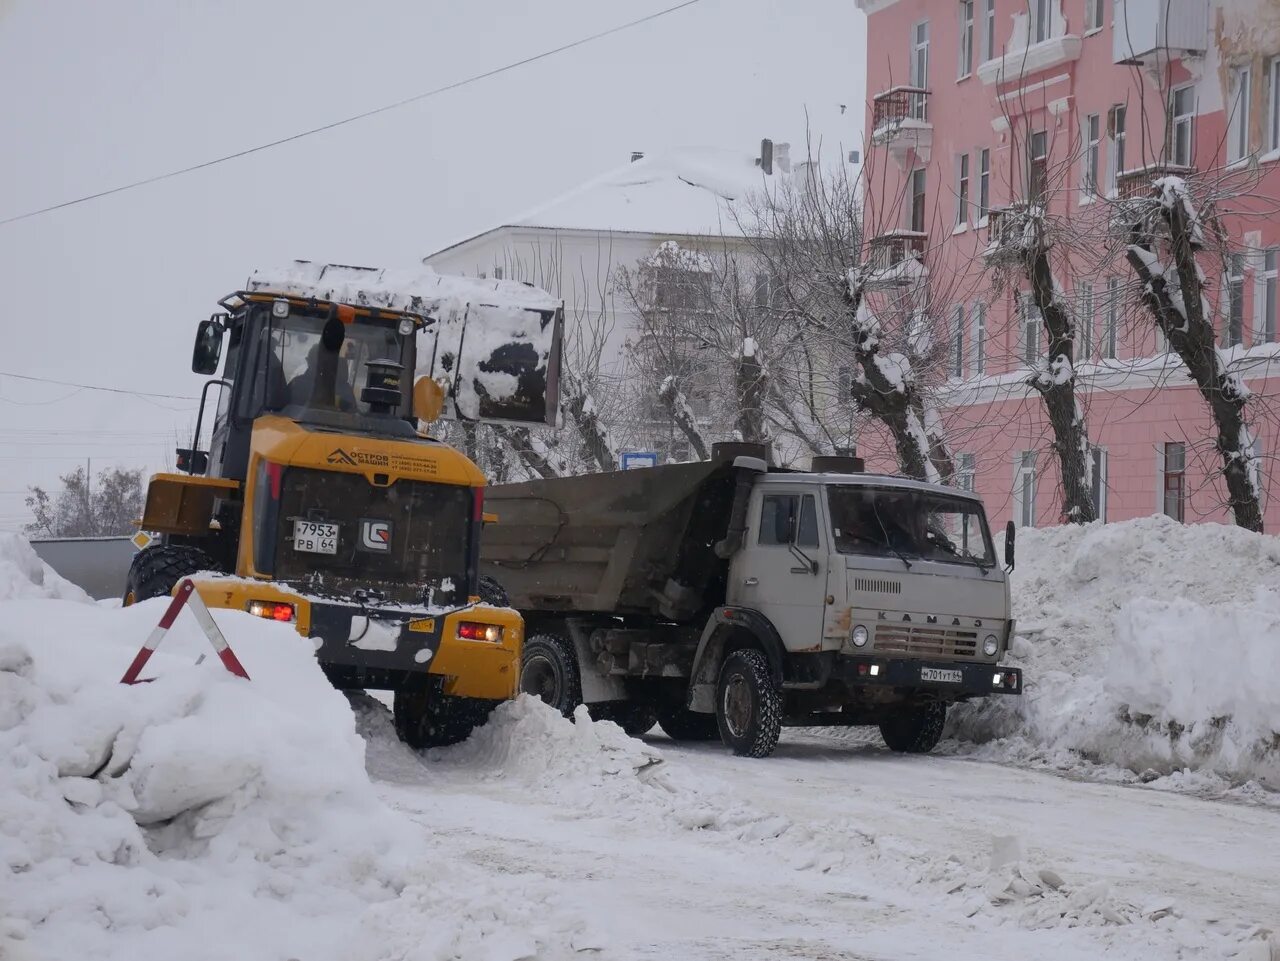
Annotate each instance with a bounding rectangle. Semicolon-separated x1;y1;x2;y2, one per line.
326;447;438;476
359;519;392;551
326;448;358;466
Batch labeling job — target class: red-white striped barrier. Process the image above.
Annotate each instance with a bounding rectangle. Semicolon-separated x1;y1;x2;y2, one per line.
121;579;250;684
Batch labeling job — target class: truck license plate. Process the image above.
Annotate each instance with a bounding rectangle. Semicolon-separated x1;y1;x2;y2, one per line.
294;521;339;554
921;667;962;683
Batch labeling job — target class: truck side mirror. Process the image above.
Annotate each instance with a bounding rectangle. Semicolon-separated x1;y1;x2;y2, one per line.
1004;520;1016;571
192;318;224;375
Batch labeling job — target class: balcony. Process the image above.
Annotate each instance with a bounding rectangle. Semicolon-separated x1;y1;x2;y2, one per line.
864;230;928;288
982;204;1042;264
977;35;1081;86
1113;0;1207;64
870;86;932;164
1115;163;1196;201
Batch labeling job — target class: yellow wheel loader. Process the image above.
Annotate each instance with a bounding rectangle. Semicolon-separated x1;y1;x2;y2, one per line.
122;261;563;748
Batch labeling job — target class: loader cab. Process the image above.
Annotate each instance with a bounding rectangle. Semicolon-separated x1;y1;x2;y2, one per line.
189;295;423;483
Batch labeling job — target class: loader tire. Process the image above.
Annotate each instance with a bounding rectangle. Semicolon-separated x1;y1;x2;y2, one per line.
715;649;782;758
589;701;658;737
394;692;494;749
520;633;581;717
878;701;946;754
654;702;720;742
122;545;217;606
477;575;509;607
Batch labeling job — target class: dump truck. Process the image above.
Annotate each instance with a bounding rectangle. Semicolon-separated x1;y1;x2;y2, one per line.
122;261;563;748
480;443;1022;758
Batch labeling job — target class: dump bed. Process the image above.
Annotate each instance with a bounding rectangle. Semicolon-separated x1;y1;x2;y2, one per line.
480;447;761;621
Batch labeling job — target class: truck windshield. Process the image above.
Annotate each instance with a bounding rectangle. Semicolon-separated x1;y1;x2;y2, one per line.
827;486;994;567
243;309;410;418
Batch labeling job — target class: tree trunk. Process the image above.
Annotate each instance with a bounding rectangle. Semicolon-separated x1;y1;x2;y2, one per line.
1025;245;1097;524
1126;196;1263;532
565;390;617;473
493;425;560;479
734;346;768;446
658;377;710;460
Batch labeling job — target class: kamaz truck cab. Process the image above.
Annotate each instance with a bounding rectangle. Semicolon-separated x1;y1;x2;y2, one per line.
123;261;563;748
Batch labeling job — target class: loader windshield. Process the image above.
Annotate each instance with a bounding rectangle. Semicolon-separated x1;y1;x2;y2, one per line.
827;486;994;567
243;308;412;420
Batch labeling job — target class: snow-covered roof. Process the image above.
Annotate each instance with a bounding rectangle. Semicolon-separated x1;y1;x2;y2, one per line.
245;260;561;317
427;147;774;259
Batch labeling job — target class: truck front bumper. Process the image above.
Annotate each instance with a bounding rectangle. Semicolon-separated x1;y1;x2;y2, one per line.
833;654;1022;696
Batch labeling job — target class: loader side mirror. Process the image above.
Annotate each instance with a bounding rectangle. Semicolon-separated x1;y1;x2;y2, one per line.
192;319;224;375
1004;520;1016;572
412;376;446;424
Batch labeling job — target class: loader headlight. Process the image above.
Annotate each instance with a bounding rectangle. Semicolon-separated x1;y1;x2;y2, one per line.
457;621;503;642
851;625;869;647
398;318;415;335
272;298;290;319
983;634;999;656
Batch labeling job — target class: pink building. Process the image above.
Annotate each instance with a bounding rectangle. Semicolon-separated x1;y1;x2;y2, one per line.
854;0;1280;531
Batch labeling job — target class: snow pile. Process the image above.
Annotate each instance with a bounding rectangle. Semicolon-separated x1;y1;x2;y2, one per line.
949;516;1280;789
0;532;91;602
0;600;595;961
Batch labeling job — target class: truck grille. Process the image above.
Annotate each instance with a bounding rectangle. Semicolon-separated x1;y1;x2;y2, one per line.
874;624;978;658
852;577;902;595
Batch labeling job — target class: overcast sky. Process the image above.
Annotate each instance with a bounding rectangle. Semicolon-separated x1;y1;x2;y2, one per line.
0;0;865;531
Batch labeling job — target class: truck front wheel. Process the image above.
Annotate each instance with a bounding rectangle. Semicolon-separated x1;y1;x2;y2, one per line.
878;701;947;754
715;649;782;758
589;701;658;737
520;633;582;717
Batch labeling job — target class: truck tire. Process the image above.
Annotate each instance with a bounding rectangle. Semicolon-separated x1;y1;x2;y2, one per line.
477;575;509;607
394;692;493;749
589;701;658;737
878;701;947;754
715;649;782;758
655;703;719;742
122;544;217;606
520;633;581;717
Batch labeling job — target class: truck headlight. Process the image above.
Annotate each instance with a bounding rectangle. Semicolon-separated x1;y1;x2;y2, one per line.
851;625;869;647
983;634;999;656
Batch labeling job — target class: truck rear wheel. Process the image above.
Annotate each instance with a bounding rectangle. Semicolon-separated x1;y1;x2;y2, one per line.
477;575;509;607
394;692;492;749
520;633;581;717
122;544;217;606
878;701;947;754
715;649;782;758
655;702;719;742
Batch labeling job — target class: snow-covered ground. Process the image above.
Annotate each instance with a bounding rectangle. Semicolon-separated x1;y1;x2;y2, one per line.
3;520;1278;960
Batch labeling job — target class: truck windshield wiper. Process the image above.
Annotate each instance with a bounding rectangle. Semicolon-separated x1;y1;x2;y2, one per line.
870;501;912;571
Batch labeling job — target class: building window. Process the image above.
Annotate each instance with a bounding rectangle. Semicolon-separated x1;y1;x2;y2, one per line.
1021;292;1042;364
956;153;970;226
1261;249;1278;343
1162;441;1186;522
1076;282;1094;359
1104;277;1120;359
1082;113;1101;197
911;21;930;121
1107;105;1127;193
910;168;927;232
952;304;966;377
492;265;504;280
1029;130;1048;204
1088;445;1108;521
978;148;990;219
1170;85;1195;167
971;301;987;375
959;0;974;77
1030;0;1051;43
1269;57;1280;152
1015;450;1037;527
1224;253;1245;347
981;0;996;61
1084;0;1104;32
1228;66;1251;163
837;365;852;397
956;452;976;491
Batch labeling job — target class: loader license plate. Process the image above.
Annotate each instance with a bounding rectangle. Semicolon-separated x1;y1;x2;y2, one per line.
294;521;339;555
921;667;962;684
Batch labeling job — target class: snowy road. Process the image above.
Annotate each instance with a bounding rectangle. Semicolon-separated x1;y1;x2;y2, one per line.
365;709;1280;961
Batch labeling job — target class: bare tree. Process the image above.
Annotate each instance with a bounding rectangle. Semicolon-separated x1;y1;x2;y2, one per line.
26;466;144;538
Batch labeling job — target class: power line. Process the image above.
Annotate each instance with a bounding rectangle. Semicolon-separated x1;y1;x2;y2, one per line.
0;371;197;400
0;0;705;227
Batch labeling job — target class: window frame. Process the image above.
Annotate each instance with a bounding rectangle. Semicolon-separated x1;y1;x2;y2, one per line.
1162;441;1186;523
1020;291;1042;365
956;152;971;226
1015;450;1037;528
758;492;820;548
971;301;987;375
958;0;975;78
1031;0;1051;44
1088;444;1108;521
910;167;928;232
1104;277;1120;359
910;20;930;121
1084;0;1104;33
1228;66;1251;163
1261;249;1278;344
1226;253;1246;347
1076;281;1094;360
951;304;966;378
1107;104;1127;194
1082;112;1101;199
1028;129;1048;204
981;0;996;62
1269;57;1280;153
1170;84;1195;167
978;147;991;221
